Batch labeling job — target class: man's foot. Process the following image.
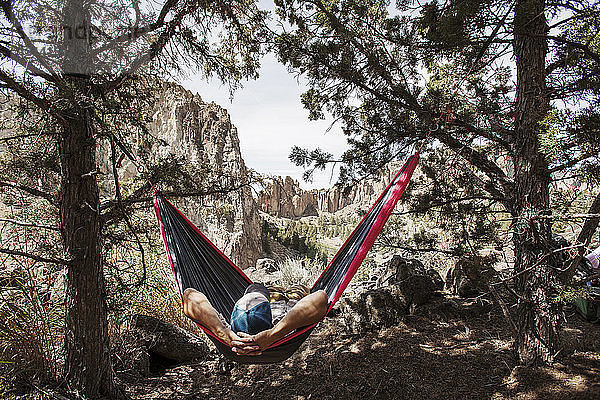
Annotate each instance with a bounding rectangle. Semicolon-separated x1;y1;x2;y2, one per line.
212;326;239;348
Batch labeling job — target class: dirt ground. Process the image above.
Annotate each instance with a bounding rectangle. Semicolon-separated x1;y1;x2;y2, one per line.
119;298;600;400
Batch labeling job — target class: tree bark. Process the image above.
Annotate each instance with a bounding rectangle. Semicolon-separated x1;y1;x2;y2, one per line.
59;1;122;397
60;105;120;398
512;0;559;365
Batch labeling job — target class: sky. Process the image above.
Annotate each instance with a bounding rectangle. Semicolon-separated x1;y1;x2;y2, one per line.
181;54;349;190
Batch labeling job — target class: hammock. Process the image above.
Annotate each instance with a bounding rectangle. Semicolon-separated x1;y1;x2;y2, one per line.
153;153;419;363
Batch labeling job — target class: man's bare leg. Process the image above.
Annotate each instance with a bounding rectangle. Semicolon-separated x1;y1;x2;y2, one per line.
241;290;328;351
182;288;258;353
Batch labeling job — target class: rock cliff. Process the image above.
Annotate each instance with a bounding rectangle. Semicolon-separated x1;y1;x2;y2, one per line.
126;82;262;268
256;162;403;218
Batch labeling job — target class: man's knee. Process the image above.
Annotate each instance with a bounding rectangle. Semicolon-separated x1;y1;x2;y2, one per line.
313;290;329;317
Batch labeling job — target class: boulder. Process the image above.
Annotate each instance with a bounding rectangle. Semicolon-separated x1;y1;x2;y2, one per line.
416;297;462;321
133;315;209;362
115;314;209;376
371;255;443;287
393;257;428;281
397;274;437;308
368;255;442;307
427;269;445;291
334;285;407;334
445;255;496;298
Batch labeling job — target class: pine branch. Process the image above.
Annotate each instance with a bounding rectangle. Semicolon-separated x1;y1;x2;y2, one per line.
0;0;60;79
489;284;518;336
89;0;177;60
452;118;511;150
0;217;59;231
108;134;146;286
432;131;512;201
0;180;55;204
378;244;462;256
100;181;256;225
0;43;56;82
0;132;56;142
549;152;598;173
0;69;57;119
0;248;69;265
99;1;190;93
545;35;600;66
392;195;501;216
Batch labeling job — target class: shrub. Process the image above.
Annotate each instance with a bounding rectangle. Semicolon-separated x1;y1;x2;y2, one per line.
278;257;323;288
0;266;63;392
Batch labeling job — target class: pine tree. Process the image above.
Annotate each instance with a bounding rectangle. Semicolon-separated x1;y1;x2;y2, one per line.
0;0;267;396
274;0;600;364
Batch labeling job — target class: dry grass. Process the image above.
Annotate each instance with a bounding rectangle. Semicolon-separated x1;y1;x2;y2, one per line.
0;264;63;392
278;257;323;288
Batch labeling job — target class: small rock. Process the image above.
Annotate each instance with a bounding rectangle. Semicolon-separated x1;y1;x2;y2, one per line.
256;258;278;273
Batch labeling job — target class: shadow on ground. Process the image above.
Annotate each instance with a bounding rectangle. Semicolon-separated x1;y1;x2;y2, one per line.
122;299;600;400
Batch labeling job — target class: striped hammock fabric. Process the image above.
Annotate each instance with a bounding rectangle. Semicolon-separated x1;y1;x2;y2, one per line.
153;153;419;363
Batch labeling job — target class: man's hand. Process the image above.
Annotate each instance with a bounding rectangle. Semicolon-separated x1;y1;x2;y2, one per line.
230;332;262;355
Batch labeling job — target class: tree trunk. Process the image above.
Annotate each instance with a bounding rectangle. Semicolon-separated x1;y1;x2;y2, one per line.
59;105;120;398
59;1;121;396
512;0;559;365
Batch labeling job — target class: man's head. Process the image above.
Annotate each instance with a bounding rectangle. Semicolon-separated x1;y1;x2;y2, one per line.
230;283;273;335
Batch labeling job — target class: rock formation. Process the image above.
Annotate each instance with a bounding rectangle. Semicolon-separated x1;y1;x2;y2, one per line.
117;81;262;268
333;285;408;334
115;314;209;377
256;162;404;218
445;254;497;298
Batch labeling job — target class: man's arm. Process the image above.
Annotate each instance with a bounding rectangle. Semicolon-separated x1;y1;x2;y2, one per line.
239;290;328;353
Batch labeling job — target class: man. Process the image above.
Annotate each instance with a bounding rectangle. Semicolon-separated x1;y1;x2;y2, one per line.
182;283;328;355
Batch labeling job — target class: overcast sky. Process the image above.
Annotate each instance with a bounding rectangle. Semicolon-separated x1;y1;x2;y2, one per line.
181;53;348;190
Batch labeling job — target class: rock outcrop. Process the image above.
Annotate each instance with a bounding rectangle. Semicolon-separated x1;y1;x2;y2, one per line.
115;314;209;376
334;285;408;334
333;255;449;334
257;162;404;218
368;255;443;295
445;255;496;298
119;82;262;268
